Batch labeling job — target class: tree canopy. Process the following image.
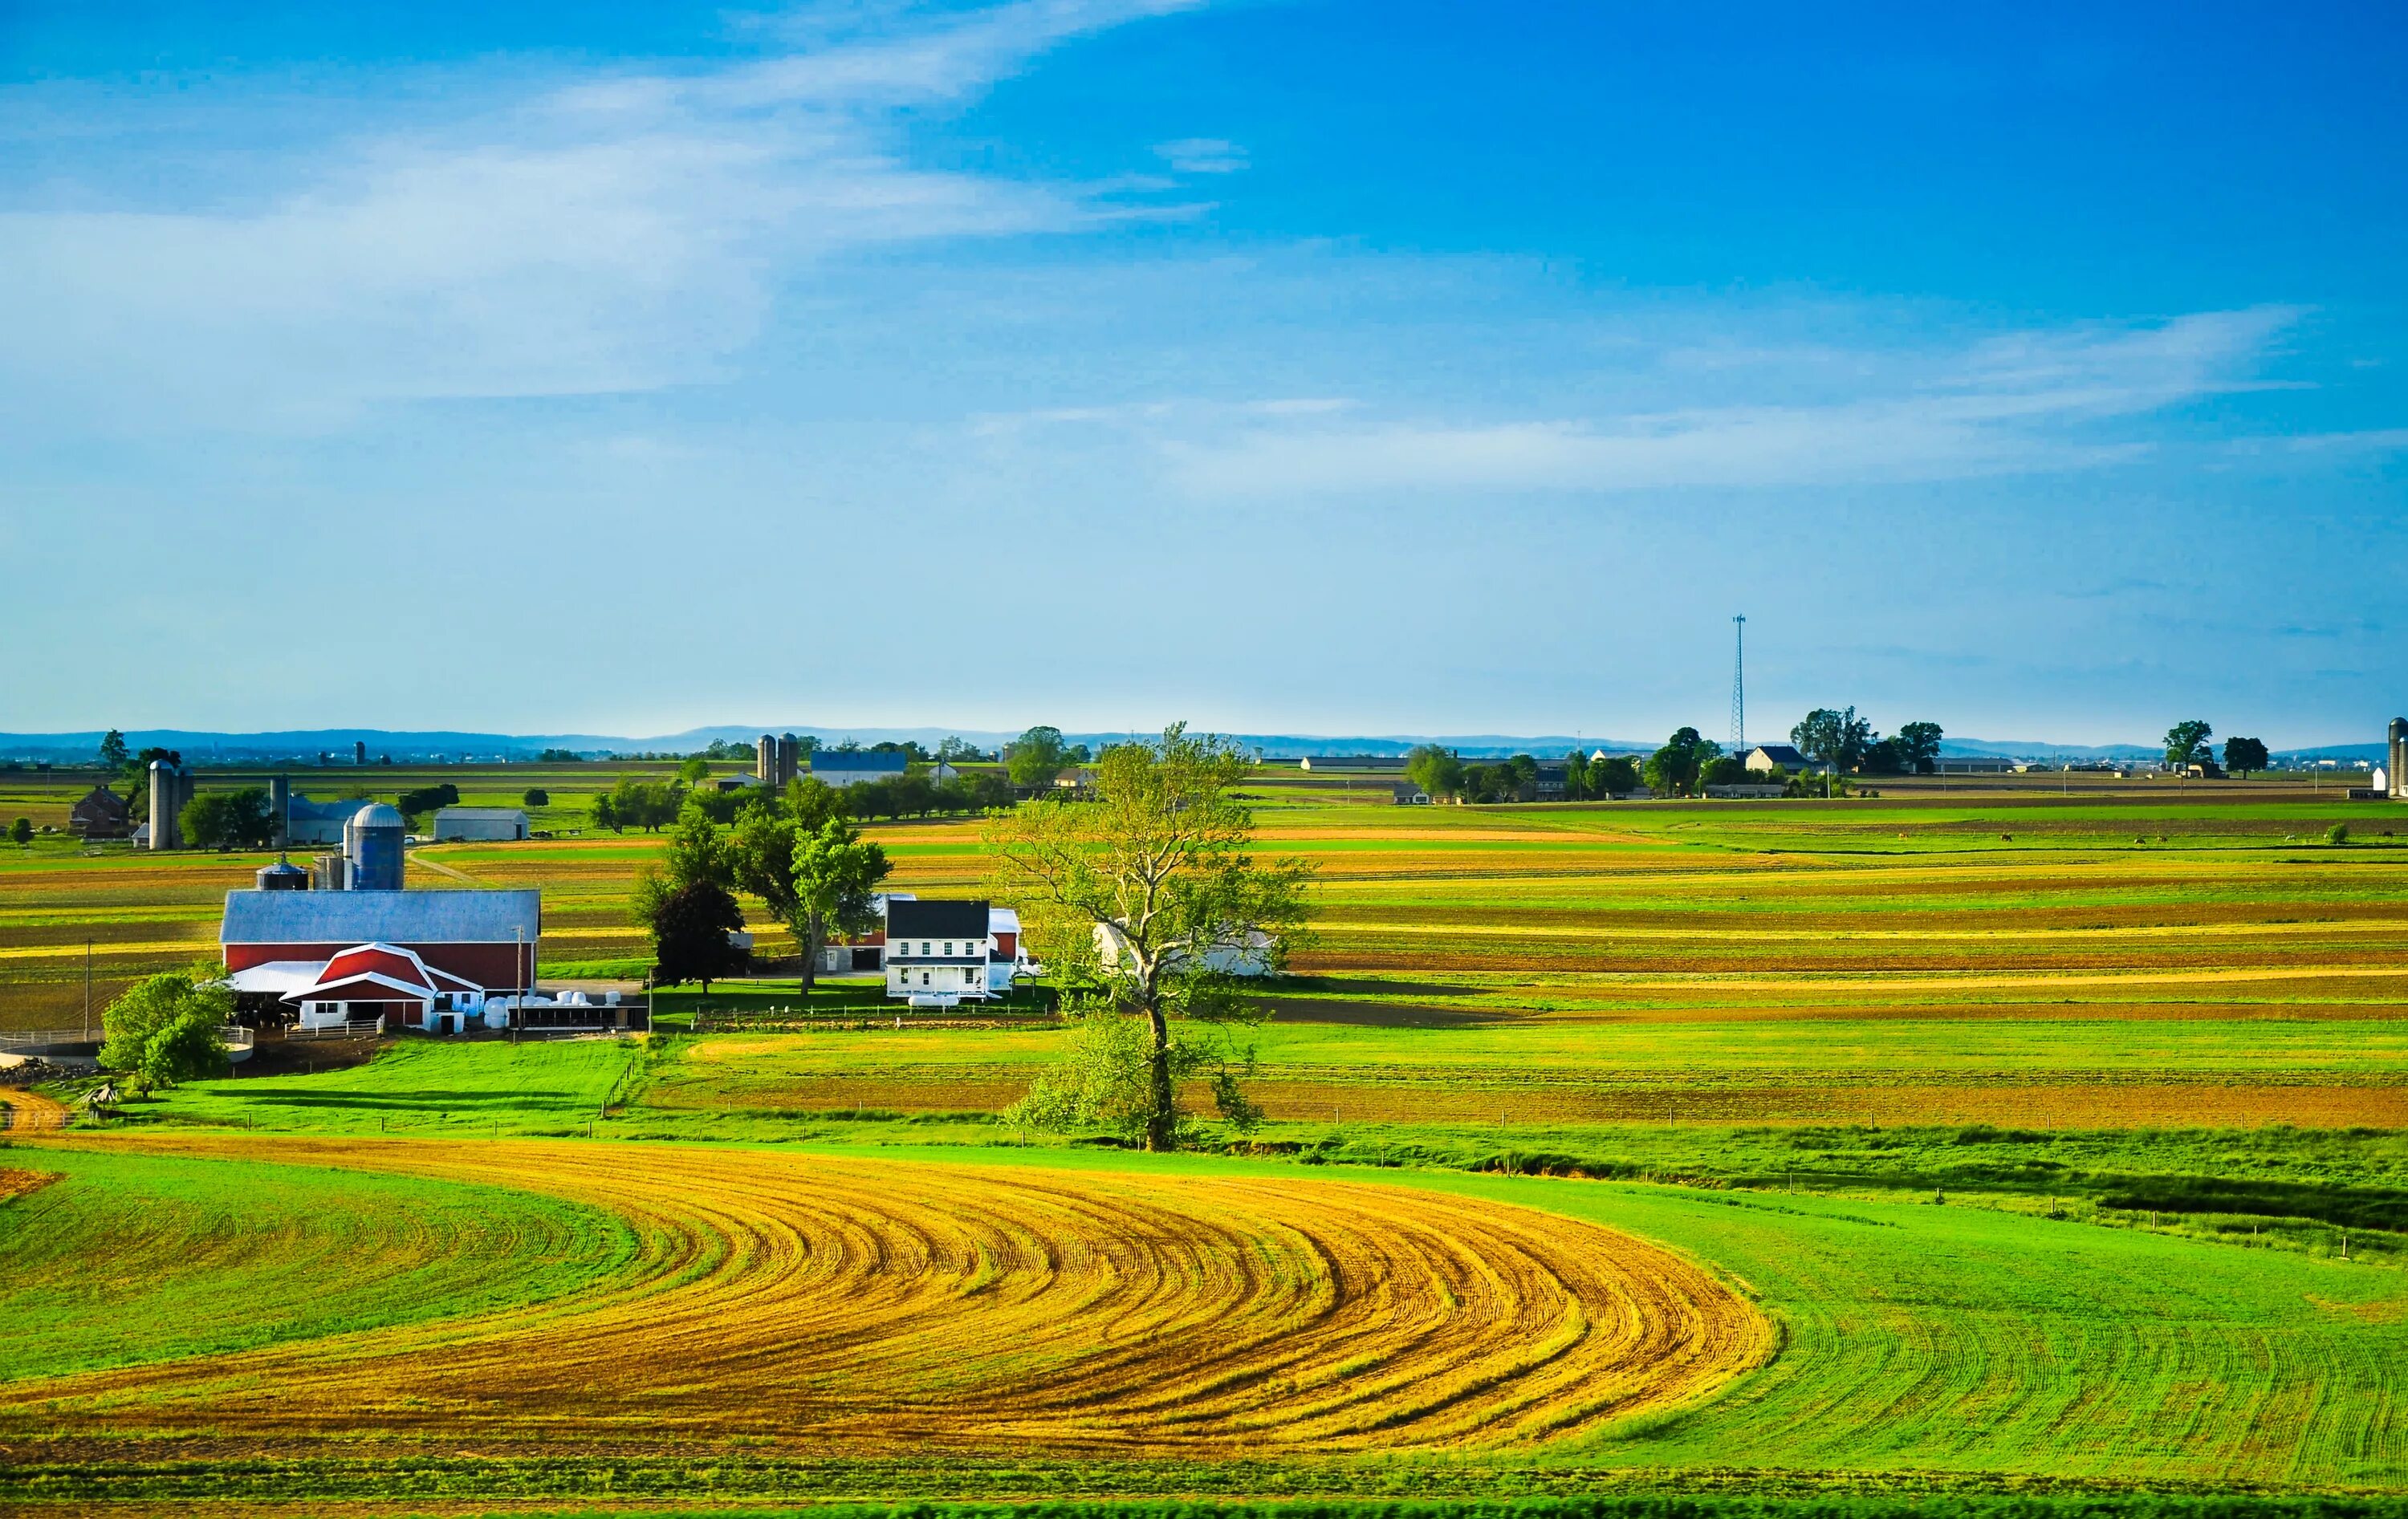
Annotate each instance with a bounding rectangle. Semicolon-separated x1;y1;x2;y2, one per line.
1644;728;1720;797
178;787;274;851
98;729;129;770
2164;720;2215;770
2223;736;2269;776
100;967;231;1088
1006;725;1072;788
1404;745;1464;800
988;723;1312;1151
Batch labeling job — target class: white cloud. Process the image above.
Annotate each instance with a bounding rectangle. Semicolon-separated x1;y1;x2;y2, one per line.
1154;136;1247;173
0;0;1198;428
1114;308;2308;494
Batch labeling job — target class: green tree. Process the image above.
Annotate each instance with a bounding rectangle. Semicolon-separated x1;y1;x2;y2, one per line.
395;782;460;822
678;755;713;785
1645;728;1716;797
661;803;731;891
98;729;129;770
791;819;892;989
1404;744;1464;800
988;723;1314;1152
591;794;620;832
7;817;29;847
178;787;274;850
1592;756;1641;796
937;736;982;764
1894;721;1944;774
1792;708;1875;771
2223;736;2268;777
1560;750;1592;801
523;787;549;807
641;880;749;993
100;967;233;1082
2164;720;2215;770
1006;725;1072;788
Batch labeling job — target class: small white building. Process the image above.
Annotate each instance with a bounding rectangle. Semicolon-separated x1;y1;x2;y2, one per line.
430;806;531;842
1093;921;1275;977
811;752;909;789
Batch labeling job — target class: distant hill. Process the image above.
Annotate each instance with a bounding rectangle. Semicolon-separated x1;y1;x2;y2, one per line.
0;725;2382;766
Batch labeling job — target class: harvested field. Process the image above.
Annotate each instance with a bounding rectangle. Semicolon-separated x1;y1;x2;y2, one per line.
2;1135;1769;1457
0;1090;68;1131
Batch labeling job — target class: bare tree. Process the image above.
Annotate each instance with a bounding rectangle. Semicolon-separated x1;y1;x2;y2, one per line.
987;723;1313;1151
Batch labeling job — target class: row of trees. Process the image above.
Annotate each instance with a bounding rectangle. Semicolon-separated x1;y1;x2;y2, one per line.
2164;721;2269;776
1788;709;1943;774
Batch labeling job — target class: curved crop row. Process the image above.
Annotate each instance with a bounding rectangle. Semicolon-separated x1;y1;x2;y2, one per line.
4;1137;1768;1455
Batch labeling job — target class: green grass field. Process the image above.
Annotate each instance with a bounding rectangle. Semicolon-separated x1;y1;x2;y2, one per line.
7;770;2408;1510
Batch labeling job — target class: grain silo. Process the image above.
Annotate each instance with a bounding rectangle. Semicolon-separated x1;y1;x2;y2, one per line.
270;775;291;849
148;760;180;850
756;733;777;783
779;733;800;786
254;858;311;891
2391;717;2406;798
344;802;406;891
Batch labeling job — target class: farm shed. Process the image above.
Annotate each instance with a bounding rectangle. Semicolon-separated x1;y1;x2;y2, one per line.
221;887;540;997
1299;755;1409;772
430;806;530;842
1936;757;2017;774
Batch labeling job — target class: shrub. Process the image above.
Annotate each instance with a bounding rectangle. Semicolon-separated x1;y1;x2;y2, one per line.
2328;822;2351;846
523;787;549;808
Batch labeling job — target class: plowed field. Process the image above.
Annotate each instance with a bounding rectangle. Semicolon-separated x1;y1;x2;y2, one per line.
3;1136;1767;1456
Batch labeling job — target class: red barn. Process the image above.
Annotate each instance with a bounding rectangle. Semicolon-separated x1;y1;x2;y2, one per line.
220;888;539;1030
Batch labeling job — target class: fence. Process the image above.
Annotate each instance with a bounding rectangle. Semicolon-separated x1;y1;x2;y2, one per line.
279;1020;384;1042
0;1028;94;1054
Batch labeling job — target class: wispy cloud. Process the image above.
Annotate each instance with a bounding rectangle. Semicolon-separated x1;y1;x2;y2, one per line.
1154;136;1247;173
1031;307;2310;494
0;0;1198;427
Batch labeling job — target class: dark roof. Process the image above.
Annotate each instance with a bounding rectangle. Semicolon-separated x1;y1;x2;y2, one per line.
1749;745;1809;766
71;786;129;819
222;888;540;945
887;898;990;940
811;751;908;774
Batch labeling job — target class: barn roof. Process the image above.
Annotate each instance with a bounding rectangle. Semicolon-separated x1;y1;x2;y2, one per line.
432;806;529;822
222;888;540;945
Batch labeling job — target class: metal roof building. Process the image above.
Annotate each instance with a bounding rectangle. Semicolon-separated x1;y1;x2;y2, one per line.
431;806;531;842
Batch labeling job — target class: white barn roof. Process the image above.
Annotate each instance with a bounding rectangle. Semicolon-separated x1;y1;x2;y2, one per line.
222;888;540;946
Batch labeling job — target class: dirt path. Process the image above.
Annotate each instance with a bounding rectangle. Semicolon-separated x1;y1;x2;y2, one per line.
0;1089;68;1131
2;1137;1770;1456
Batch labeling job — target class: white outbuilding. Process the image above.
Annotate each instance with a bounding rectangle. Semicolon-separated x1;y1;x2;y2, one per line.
430;806;531;842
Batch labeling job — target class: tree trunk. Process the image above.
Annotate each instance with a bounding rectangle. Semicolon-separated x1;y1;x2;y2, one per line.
1143;998;1176;1152
800;910;823;993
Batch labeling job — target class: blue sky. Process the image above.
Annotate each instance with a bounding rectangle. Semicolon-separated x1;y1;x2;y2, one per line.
4;1;2404;746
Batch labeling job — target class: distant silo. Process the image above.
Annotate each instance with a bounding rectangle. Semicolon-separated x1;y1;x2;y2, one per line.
148;760;180;850
757;733;777;784
2391;717;2406;799
270;775;291;850
779;733;800;786
314;852;350;891
344;802;407;890
255;859;311;891
355;740;368;766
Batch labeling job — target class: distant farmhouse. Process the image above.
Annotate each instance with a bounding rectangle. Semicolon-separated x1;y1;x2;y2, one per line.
1745;745;1819;774
69;783;131;839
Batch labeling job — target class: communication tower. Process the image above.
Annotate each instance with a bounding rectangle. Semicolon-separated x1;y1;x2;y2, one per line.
1729;615;1747;754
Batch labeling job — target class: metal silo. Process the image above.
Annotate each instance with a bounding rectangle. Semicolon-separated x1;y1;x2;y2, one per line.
779;733;799;786
757;734;776;783
344;802;407;890
255;859;311;891
148;760;179;850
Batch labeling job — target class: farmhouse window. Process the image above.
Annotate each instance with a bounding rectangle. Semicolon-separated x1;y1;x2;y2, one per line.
963;968;977;985
942;941;954;956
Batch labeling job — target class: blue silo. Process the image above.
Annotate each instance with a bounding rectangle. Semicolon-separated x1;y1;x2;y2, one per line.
344;802;407;891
